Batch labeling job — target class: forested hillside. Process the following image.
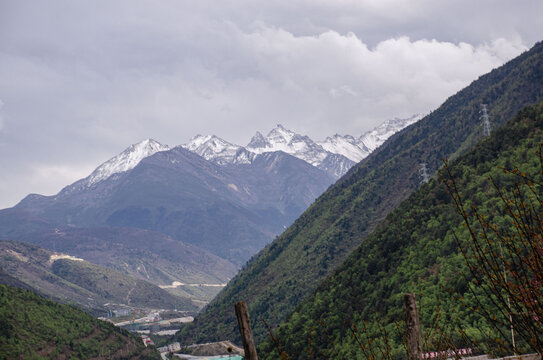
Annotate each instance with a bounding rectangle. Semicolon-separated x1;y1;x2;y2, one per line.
0;284;160;359
180;42;543;345
259;102;543;359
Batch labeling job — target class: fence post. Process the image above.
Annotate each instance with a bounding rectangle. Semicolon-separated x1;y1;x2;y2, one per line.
235;301;259;360
404;293;422;360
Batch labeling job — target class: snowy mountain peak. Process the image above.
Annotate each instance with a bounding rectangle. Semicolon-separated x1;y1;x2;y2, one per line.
184;134;213;149
86;139;170;186
247;124;327;166
247;131;269;149
182;135;250;165
79;113;422;189
184;134;231;152
318;135;370;163
266;124;296;145
359;114;423;152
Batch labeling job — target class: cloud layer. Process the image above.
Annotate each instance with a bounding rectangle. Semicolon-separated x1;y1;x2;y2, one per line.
0;0;541;208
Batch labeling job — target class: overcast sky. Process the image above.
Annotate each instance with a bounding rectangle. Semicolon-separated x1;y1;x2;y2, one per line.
1;0;542;209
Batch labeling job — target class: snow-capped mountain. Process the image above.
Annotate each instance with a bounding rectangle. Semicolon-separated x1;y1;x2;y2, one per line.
4;113;421;269
177;115;421;179
86;139;170;186
247;125;328;166
8;144;335;266
183;125;354;178
245;125;355;178
318;134;370;163
359;114;423;152
318;114;423;164
60;114;421;191
182;135;255;165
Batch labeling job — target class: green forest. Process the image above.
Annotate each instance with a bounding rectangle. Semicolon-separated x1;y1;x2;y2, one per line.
0;284;160;359
257;102;543;359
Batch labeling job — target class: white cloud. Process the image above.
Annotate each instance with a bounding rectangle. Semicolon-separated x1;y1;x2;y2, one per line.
0;0;540;208
32;164;95;184
0;100;4;132
0;162;96;209
329;85;358;98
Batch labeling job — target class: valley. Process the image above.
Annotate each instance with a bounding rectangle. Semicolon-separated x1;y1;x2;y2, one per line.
0;117;419;358
2;3;541;359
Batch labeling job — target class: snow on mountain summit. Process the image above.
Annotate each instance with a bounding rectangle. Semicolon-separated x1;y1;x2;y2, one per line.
86;139;170;186
247;124;328;166
243;117;421;177
319;114;423;163
359;114;423;152
182;135;253;165
318;134;370;163
79;114;421;188
247;131;270;149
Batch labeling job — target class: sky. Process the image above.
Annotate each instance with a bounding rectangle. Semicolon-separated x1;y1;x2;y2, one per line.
1;0;542;209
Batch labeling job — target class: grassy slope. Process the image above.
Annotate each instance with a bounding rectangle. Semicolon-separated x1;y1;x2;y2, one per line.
0;241;197;313
180;42;543;345
259;102;543;359
14;226;237;284
51;258;196;311
0;284;160;359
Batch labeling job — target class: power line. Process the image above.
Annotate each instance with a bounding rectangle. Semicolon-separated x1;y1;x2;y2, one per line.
481;104;491;137
419;163;429;184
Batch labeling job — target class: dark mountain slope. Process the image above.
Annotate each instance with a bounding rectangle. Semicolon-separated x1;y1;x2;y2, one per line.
179;41;543;344
259;102;543;359
2;148;333;266
0;284;160;359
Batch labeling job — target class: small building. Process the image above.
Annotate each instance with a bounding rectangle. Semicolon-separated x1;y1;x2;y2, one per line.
141;335;154;347
158;342;181;353
113;309;131;317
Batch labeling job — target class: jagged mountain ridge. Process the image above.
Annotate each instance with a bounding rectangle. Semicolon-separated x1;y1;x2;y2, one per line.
86;139;170;187
319;114;422;162
10;115;417;206
184;116;421;179
183;135;253;165
247;125;329;166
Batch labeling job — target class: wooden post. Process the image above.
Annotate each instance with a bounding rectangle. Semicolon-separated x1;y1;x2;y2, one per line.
404;293;422;360
235;301;259;360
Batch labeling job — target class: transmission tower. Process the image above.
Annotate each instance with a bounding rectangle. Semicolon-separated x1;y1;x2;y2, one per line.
481;104;491;137
419;163;429;184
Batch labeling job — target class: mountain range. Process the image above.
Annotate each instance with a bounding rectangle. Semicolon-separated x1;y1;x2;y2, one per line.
184;115;422;178
0;115;417;309
3;146;334;266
